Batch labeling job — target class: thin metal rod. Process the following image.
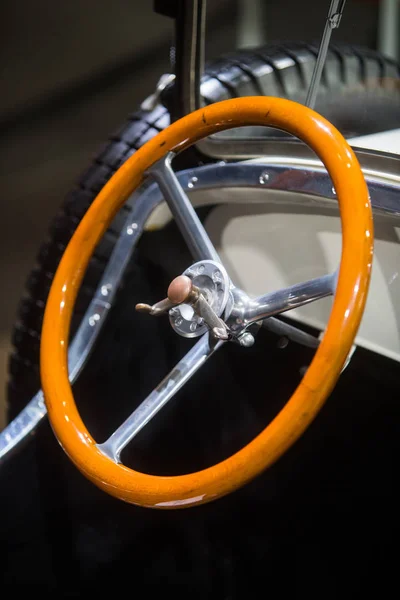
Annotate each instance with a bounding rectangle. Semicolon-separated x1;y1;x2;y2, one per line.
305;0;347;109
173;0;206;118
262;317;320;349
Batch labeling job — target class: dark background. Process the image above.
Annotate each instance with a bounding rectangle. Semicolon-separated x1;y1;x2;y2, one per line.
0;0;384;426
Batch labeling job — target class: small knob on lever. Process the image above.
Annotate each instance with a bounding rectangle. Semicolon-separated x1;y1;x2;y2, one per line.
135;275;198;316
167;275;195;304
135;272;230;340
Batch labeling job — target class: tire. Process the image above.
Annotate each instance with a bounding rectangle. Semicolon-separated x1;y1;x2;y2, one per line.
7;41;400;416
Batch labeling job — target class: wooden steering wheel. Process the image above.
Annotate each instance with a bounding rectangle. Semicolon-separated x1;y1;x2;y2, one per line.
40;97;373;508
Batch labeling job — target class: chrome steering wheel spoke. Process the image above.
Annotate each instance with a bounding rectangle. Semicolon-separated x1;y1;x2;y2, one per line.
233;272;336;329
148;153;221;263
97;333;224;463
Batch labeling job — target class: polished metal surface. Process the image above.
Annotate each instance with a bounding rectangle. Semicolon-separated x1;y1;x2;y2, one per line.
197;133;400;170
1;155;398;462
100;261;334;465
243;273;335;325
188;151;400;214
221;274;334;336
190;292;230;340
136;259;231;339
140;73;176;112
98;334;223;462
149;154;220;262
237;331;256;347
169;260;231;339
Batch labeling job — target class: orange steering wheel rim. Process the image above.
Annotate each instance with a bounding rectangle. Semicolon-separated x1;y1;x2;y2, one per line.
40;97;373;509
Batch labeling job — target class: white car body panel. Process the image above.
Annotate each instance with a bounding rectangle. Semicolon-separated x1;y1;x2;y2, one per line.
201;129;400;361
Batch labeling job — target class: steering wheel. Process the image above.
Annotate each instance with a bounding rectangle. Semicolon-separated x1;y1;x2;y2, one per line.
40;96;373;509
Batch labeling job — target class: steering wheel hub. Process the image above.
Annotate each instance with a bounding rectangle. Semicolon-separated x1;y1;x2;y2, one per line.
169;260;231;338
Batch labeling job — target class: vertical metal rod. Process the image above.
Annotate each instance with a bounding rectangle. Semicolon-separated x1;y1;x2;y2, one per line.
149;154;220;263
173;0;206;119
305;0;347;109
236;0;267;49
377;0;399;61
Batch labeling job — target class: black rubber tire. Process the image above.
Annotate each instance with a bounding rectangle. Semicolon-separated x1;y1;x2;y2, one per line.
7;41;400;417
